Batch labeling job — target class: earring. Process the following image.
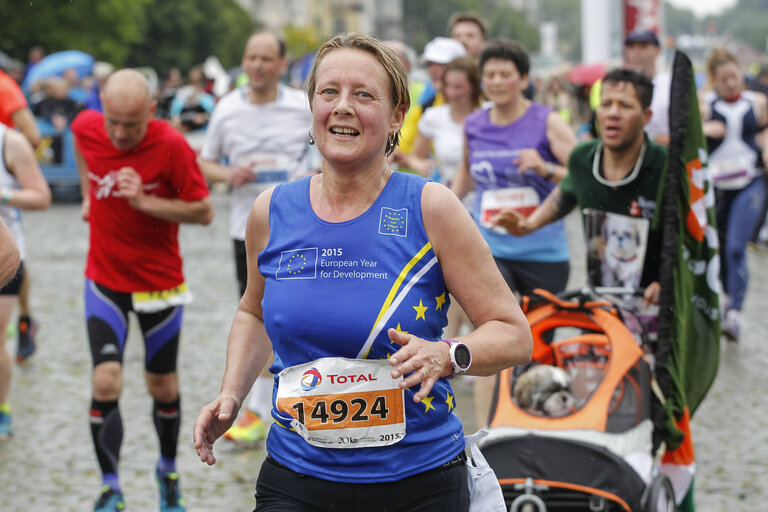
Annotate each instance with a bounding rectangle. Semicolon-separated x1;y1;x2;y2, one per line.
385;134;396;156
308;129;315;145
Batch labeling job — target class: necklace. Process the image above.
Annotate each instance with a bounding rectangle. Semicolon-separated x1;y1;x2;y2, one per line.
592;141;646;187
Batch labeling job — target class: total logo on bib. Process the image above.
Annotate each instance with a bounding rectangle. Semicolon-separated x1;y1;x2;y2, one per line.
276;357;406;449
301;368;322;391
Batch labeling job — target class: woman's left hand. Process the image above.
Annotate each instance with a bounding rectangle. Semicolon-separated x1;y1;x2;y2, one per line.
388;328;451;403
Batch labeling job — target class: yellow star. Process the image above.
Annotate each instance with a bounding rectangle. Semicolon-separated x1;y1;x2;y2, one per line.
445;392;455;411
391;323;408;343
422;395;435;413
413;299;427;321
435;292;446;311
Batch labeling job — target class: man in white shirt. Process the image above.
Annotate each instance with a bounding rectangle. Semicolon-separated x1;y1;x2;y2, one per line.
199;31;314;447
623;28;670;146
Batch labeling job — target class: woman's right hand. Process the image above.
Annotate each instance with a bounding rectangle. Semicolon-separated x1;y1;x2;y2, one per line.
703;120;726;139
491;208;530;236
193;394;241;465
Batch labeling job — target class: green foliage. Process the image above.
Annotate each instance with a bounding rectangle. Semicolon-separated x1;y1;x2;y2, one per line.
0;0;149;64
402;0;539;57
284;25;323;60
540;0;581;62
0;0;252;75
126;0;253;75
706;0;768;53
663;2;696;37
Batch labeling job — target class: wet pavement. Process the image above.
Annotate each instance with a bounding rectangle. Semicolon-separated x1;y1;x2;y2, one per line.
1;190;765;511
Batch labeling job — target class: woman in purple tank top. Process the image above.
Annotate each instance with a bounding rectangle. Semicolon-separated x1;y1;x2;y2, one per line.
451;38;577;429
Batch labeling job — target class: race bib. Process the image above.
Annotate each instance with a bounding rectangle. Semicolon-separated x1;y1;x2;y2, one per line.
709;156;753;190
132;283;193;313
276;358;406;449
480;187;539;232
238;152;291;190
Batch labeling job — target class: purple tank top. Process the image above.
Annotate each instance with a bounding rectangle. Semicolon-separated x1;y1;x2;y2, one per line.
464;103;569;262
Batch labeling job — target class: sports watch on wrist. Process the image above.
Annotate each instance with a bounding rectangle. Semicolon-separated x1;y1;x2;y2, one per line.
441;339;472;377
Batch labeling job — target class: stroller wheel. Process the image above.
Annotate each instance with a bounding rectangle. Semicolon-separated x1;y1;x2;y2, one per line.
510;493;547;512
642;474;677;512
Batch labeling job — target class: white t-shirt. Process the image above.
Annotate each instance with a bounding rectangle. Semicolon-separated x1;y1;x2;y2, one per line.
201;84;314;239
645;72;670;140
416;104;465;185
0;125;25;260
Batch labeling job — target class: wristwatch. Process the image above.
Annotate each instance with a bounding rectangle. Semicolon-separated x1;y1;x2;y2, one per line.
544;162;557;180
442;339;472;377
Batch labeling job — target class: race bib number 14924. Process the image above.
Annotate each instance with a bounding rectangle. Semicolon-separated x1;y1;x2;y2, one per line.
276;358;406;448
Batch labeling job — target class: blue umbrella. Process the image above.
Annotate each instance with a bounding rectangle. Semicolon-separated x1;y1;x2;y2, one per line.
23;50;94;90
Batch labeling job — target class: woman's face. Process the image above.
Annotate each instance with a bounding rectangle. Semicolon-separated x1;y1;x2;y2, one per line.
312;48;403;170
713;61;744;100
481;58;527;106
443;69;473;106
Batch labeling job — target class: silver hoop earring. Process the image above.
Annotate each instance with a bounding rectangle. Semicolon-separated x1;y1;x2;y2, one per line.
308;129;315;145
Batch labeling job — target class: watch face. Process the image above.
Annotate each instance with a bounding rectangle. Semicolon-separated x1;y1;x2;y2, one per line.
454;345;471;368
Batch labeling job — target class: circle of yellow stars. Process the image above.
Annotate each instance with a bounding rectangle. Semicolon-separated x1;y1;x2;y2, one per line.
286;252;307;275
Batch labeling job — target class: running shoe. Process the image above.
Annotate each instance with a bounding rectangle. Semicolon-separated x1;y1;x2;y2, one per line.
156;470;186;512
722;309;741;342
16;316;38;363
223;409;267;447
93;486;126;511
0;411;12;439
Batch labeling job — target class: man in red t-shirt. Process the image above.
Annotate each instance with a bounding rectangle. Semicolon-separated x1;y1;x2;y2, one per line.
71;68;213;512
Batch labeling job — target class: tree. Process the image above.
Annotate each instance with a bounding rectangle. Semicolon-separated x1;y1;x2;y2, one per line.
284;25;324;60
126;0;253;76
0;0;252;76
0;0;149;65
402;0;538;57
540;0;581;62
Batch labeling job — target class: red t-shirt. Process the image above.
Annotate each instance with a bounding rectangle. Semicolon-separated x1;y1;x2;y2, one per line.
71;110;210;292
0;70;28;127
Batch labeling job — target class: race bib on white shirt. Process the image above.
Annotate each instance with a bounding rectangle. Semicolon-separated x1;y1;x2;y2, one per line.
238;152;291;191
708;155;753;190
480;187;539;233
276;357;406;449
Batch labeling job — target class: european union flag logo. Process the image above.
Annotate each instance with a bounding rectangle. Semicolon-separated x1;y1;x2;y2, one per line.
379;207;408;237
276;247;318;280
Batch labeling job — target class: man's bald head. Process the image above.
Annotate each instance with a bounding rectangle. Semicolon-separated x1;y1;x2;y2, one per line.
244;32;285;58
241;32;287;97
102;69;153;106
100;69;157;151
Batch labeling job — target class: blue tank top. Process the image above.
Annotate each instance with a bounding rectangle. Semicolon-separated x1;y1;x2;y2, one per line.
465;104;569;262
259;172;465;483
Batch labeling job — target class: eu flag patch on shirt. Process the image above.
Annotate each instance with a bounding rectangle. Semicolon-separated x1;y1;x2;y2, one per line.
379;207;408;237
276;248;318;280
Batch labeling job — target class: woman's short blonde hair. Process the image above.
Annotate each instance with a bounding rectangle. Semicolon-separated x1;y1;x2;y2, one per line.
706;47;740;87
306;33;410;153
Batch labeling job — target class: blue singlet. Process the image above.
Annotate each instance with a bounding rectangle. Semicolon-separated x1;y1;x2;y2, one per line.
259;172;465;483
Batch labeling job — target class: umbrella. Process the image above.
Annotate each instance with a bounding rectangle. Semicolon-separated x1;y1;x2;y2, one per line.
23;50;94;89
567;62;606;86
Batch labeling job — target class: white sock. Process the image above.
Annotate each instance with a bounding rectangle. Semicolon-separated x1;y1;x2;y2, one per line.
245;376;274;422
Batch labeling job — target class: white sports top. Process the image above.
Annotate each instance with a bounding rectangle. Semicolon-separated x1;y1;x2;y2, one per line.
0;124;25;260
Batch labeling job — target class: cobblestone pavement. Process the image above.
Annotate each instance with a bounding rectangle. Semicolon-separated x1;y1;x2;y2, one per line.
1;191;765;511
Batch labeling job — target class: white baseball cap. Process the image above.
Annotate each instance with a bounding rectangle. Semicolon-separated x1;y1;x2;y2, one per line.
421;37;466;65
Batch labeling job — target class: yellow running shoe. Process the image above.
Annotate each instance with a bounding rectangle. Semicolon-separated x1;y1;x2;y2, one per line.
223;410;267;447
